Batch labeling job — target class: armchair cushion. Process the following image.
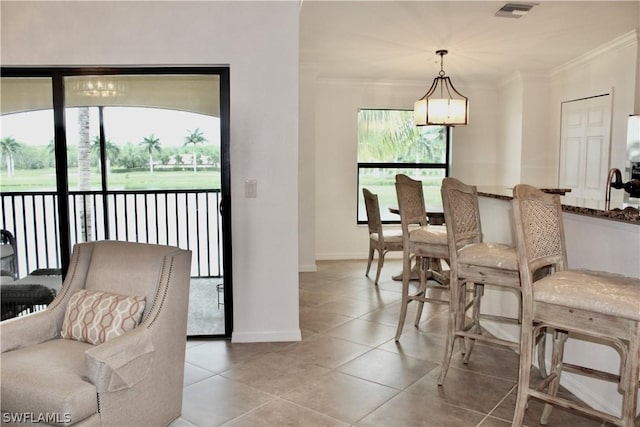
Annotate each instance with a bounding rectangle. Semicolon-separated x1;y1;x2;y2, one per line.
1;339;97;426
61;289;146;345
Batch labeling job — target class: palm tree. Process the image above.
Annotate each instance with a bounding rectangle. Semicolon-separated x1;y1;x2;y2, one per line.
77;107;93;241
183;128;207;173
139;134;161;173
1;137;21;176
91;136;120;172
358;110;445;163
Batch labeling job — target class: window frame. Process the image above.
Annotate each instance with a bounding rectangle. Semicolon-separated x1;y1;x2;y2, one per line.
356;109;451;224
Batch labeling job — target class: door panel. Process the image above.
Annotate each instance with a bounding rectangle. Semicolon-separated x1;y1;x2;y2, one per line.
563;137;581;187
64;74;227;336
559;94;612;200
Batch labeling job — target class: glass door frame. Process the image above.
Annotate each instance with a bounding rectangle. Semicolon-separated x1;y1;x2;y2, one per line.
1;66;233;337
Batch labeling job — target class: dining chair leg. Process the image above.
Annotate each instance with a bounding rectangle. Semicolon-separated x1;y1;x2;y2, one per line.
540;330;568;424
414;257;428;326
365;245;375;277
395;250;412;341
374;250;385;285
512;311;536;427
438;270;460;385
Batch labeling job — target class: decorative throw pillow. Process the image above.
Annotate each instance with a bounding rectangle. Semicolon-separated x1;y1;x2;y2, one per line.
61;289;146;345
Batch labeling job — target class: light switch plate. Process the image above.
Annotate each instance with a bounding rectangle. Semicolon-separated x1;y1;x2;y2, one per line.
245;179;258;198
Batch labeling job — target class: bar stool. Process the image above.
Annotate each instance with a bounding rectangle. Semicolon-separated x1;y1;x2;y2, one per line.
511;184;640;427
363;188;403;285
394;174;449;341
438;177;525;385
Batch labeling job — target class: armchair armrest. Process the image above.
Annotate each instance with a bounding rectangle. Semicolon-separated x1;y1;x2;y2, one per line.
84;327;155;393
0;310;59;353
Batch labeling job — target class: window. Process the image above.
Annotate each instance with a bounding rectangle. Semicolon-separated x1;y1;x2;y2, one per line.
357;109;450;223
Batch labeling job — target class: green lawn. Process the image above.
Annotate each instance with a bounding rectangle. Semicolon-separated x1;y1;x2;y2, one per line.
0;168;221;192
359;172;444;210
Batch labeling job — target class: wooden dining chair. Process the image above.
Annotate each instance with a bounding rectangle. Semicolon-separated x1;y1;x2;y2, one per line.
394;174;449;341
362;188;403;285
511;184;640;426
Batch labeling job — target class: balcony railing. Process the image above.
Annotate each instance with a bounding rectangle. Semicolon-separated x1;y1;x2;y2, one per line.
0;189;223;278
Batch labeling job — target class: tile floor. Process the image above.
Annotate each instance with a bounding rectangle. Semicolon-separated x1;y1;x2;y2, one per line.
171;259;611;427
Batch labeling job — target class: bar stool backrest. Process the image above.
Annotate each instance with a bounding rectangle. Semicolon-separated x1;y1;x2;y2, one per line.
512;184;568;283
441;177;482;251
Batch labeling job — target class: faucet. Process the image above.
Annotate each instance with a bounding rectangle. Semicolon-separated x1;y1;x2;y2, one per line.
605;168;623;210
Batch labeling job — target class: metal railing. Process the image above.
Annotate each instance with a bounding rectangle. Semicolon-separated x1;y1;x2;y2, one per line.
0;189;223;278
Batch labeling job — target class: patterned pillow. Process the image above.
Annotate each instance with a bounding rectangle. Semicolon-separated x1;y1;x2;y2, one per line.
61;289;146;345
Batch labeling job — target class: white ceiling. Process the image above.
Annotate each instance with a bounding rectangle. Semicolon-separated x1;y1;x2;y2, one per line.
299;1;640;86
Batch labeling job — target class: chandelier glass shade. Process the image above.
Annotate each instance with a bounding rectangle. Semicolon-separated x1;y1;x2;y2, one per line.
414;50;468;126
70;78;126;98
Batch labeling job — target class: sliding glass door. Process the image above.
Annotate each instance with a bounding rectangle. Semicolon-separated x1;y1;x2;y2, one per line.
0;68;231;337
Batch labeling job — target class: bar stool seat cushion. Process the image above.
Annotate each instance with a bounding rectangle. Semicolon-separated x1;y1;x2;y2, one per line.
458;242;518;271
534;270;640;321
369;229;403;243
409;225;447;245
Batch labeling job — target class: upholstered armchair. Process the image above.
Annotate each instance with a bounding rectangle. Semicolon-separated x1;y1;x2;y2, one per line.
1;240;192;426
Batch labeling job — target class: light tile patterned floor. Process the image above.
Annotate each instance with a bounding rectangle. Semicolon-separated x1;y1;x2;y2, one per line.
171;259;610;427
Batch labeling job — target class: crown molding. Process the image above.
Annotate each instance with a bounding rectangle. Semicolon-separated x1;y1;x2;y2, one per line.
551;29;639;76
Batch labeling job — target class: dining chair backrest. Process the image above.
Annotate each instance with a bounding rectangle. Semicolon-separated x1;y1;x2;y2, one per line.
363;188;383;236
441;177;482;251
511;184;568;281
395;174;428;234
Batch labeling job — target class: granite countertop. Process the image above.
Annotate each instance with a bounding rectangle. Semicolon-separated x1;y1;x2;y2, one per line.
477;187;640;225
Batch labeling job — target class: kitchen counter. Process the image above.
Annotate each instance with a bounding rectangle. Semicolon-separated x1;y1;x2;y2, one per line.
477;186;640;224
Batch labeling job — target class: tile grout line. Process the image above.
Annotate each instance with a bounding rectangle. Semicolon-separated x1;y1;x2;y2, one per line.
479;383;518;426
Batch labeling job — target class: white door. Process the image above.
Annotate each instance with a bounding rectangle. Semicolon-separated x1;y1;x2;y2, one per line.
559;95;612;200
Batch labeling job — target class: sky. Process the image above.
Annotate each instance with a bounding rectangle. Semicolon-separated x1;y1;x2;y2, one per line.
1;107;221;149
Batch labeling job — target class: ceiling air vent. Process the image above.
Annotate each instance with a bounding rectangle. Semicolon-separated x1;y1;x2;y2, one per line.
495;3;537;18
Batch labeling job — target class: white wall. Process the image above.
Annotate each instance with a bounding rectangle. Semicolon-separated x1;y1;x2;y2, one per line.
299;66;318;272
450;85;501;185
0;1;301;342
521;75;553;186
549;31;639;181
497;76;523;186
496;73;554;188
309;78;499;260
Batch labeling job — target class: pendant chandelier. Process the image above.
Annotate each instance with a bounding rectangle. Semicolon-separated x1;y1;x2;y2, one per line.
414;49;468;126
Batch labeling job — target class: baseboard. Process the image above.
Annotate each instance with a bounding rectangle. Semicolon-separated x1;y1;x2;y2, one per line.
316;252;366;260
231;329;302;343
299;263;317;272
315;253;403;261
